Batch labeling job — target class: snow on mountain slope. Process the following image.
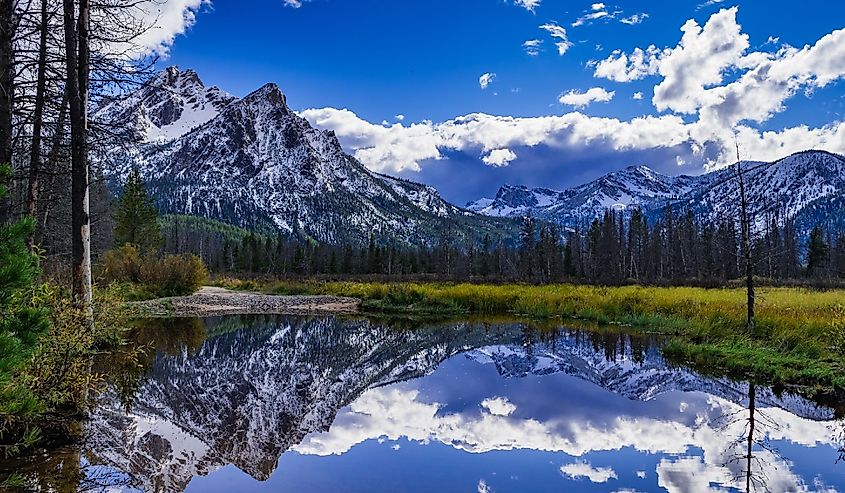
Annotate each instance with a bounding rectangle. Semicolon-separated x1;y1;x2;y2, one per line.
102;68;513;246
687;150;845;231
96;67;236;143
469;165;704;225
468;151;845;232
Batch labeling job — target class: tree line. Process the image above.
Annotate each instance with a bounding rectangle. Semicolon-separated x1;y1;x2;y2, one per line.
151;202;845;285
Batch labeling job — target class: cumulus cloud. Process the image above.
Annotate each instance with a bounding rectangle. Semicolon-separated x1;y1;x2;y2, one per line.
589;6;845;167
559;87;615;108
560;462;618;483
523;39;543;56
283;0;306;7
301;8;845;175
480;396;517;415
299;107;442;172
301;107;692;173
482;149;518;167
539;23;573;55
514;0;540;13
592;46;665;82
632;92;644;100
124;0;208;57
479;72;497;90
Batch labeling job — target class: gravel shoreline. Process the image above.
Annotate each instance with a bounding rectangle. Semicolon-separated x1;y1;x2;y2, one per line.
128;286;360;318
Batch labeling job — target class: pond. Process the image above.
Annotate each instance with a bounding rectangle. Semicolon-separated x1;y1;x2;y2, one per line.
4;315;845;492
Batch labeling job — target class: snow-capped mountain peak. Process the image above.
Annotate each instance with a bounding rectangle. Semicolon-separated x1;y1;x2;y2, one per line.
96;65;237;143
468;150;845;233
104;67;514;246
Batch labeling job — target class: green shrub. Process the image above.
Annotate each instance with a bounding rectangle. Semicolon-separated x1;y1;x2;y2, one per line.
100;245;208;298
101;244;144;284
139;254;208;297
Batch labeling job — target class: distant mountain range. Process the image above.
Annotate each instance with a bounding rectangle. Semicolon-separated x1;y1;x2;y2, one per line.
99;67;845;246
468;150;845;234
96;67;514;246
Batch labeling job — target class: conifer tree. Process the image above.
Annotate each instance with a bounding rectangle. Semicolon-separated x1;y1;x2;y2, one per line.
0;165;50;417
114;168;162;251
807;226;830;278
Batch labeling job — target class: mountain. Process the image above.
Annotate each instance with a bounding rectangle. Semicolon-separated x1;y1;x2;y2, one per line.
98;67;514;246
468;151;845;233
468;164;703;225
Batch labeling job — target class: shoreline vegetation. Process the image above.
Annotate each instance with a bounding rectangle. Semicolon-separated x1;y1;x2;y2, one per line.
214;278;845;399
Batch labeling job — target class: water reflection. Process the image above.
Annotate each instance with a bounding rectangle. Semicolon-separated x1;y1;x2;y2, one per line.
3;315;843;492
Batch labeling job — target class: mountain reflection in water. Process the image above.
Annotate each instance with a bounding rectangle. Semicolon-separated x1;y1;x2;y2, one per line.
5;315;844;492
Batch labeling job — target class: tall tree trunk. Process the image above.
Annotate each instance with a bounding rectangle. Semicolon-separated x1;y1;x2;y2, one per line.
64;0;92;319
25;0;50;247
40;88;69;240
0;0;14;223
735;143;755;331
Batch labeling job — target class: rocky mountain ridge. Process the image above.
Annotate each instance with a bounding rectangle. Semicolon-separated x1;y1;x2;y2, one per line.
98;67;514;246
468;150;845;233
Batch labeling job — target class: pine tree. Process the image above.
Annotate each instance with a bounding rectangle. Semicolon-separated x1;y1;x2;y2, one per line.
806;226;830;278
519;215;536;281
114;168;162;251
0;165;50;418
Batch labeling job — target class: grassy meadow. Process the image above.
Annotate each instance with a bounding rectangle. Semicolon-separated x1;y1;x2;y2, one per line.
216;279;845;395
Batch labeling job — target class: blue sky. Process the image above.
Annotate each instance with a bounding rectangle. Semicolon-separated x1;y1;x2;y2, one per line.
154;0;845;204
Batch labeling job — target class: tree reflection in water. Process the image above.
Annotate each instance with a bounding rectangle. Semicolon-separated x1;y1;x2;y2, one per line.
2;315;843;492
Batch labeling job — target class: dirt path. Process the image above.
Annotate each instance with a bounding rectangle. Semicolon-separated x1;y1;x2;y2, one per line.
128;286;360;318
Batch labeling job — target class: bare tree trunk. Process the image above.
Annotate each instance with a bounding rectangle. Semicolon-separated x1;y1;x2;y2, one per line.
25;0;50;247
735;143;755;330
0;0;13;227
0;0;12;168
64;0;92;319
40;88;69;239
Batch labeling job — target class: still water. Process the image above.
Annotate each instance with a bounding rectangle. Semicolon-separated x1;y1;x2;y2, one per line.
5;315;845;492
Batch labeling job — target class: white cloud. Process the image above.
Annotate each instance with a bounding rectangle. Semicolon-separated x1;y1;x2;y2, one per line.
523;39;543;56
620;13;648;25
480;396;517;415
696;0;725;9
561;462;618;483
126;0;208;57
571;4;647;28
573;10;610;27
283;0;306;7
395;114;405;121
514;0;540;13
299;107;442;173
299;9;845;175
301;107;692;173
589;6;845;167
539;23;573;55
593;46;665;82
482;148;518;167
479;72;497;90
632;92;644;100
636;471;647;479
559;87;615;108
